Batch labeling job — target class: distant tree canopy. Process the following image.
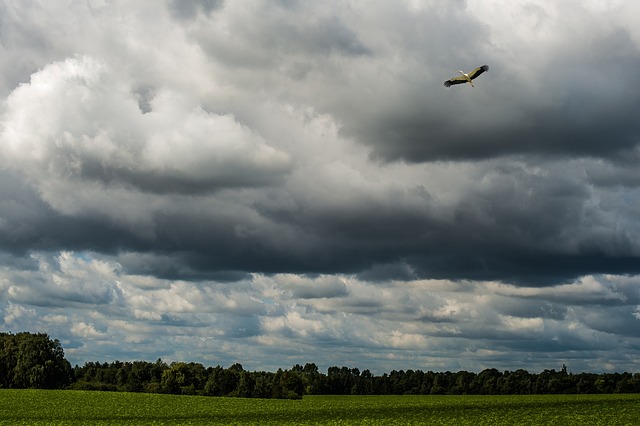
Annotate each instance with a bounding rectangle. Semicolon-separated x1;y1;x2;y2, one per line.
0;332;72;389
3;332;640;397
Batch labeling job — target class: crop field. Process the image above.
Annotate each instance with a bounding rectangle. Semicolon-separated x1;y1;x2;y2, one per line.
1;390;639;425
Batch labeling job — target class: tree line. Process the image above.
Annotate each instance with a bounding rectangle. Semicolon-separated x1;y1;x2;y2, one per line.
3;332;640;398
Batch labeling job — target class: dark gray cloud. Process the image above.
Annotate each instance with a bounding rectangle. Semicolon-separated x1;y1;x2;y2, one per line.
168;0;223;20
330;27;640;164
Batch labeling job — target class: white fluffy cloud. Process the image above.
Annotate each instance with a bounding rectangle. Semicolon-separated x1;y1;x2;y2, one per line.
3;251;640;372
1;55;291;198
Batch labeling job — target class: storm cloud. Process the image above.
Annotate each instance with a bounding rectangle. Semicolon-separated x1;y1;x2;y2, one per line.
2;0;640;373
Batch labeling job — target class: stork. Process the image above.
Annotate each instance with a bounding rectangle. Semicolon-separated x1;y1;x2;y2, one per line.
444;65;489;88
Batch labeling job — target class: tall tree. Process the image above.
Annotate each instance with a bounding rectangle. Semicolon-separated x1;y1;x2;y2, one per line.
0;332;72;389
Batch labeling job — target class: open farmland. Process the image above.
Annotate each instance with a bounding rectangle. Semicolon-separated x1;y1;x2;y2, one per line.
2;390;640;425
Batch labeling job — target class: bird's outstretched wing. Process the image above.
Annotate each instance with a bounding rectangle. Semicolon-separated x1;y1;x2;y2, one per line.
468;64;489;80
443;76;468;87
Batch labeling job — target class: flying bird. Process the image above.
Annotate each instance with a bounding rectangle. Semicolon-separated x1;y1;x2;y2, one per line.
444;65;489;88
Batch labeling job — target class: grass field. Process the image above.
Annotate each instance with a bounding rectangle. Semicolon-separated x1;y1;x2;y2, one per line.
1;390;639;425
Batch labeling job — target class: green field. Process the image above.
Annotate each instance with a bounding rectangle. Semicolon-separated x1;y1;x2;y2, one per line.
1;390;639;425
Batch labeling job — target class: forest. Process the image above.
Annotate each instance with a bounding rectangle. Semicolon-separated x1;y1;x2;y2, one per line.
2;332;640;398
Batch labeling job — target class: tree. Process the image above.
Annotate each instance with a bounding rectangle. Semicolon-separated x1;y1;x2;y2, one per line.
161;365;183;394
474;369;501;395
204;365;240;396
0;332;72;389
452;371;475;395
251;372;273;398
160;362;208;395
281;369;304;399
235;371;256;398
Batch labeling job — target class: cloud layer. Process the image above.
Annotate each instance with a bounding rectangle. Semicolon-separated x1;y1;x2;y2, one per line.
2;0;640;372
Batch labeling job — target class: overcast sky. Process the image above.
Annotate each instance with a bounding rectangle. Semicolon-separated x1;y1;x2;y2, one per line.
2;0;640;374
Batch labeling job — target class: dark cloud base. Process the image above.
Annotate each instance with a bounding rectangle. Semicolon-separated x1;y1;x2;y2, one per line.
3;165;640;286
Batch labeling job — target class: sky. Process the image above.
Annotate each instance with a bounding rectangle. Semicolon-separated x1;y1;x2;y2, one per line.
1;0;640;374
